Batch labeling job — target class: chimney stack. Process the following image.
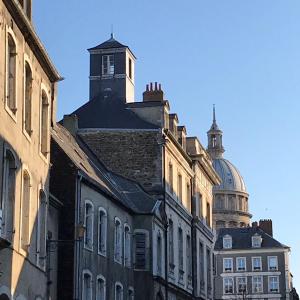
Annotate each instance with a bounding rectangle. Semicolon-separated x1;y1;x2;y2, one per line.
252;221;258;228
259;219;273;237
143;82;164;102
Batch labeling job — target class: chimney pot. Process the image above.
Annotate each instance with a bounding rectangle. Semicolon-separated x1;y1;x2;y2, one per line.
143;81;164;102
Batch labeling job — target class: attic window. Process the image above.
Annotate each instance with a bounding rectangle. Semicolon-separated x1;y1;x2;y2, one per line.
223;235;232;249
252;234;262;248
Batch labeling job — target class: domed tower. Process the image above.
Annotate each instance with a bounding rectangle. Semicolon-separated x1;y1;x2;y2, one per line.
207;106;252;229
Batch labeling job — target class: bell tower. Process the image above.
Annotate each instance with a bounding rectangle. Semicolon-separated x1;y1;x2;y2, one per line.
207;105;225;159
88;34;136;102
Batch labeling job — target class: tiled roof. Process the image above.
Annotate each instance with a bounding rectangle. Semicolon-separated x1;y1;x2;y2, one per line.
214;227;289;250
51;124;158;214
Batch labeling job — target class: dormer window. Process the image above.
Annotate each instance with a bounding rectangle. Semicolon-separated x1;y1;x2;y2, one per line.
102;55;114;75
252;234;262;248
223;235;232;249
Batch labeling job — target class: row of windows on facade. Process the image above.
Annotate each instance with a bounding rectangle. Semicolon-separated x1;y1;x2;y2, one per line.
5;32;50;156
223;275;280;294
223;234;262;249
101;54;133;80
214;194;249;212
223;256;278;272
82;270;134;300
168;163;211;227
0;149;47;268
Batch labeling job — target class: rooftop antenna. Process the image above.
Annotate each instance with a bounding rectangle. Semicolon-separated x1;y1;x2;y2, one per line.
213;104;216;123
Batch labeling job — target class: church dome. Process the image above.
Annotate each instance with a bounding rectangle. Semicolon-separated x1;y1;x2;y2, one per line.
213;158;247;193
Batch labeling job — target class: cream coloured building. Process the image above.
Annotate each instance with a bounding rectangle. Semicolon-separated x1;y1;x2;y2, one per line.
0;0;61;299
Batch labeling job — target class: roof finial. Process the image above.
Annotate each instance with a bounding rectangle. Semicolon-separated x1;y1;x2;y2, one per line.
110;24;114;39
213;104;216;123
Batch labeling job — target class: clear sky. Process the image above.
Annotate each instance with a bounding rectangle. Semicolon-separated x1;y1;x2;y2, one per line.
34;0;300;289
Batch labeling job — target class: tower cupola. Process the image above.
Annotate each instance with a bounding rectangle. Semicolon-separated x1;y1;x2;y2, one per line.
88;34;136;102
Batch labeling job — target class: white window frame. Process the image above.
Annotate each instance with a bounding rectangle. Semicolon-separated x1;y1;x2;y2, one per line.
268;256;278;271
84;200;94;251
252;234;262;248
39;86;50;159
223;257;233;273
97;207;107;256
236;276;247;294
124;223;131;267
82;269;93;300
114;217;122;264
252;256;262;271
115;281;123;300
223;235;232;249
236;257;246;272
268;276;279;293
102;54;114;75
96;274;106;300
223;277;234;294
252;275;263;293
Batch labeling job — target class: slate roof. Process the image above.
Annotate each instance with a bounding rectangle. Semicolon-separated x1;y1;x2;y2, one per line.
51;124;158;214
88;36;127;51
215;227;289;251
71;95;159;130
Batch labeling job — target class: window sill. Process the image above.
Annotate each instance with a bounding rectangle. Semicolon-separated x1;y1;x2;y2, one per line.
5;105;17;123
83;245;93;252
97;251;107;258
22;128;33;143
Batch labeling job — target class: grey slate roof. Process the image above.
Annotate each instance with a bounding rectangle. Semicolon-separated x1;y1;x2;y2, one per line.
51;124;158;214
88;36;127;51
215;227;289;250
71;95;159;130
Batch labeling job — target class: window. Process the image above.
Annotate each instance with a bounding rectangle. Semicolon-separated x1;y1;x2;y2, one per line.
128;58;132;79
24;62;32;135
6;33;17;113
96;275;106;300
223;258;233;272
84;201;94;250
268;256;278;271
186;182;190;207
37;190;47;268
198;193;203;218
224;277;234;294
124;224;131;267
252;234;262;248
199;242;204;290
178;227;183;271
252;257;262;271
215;195;224;209
134;231;147;269
168;219;174;270
168;163;173;193
186;235;192;282
228;195;236;210
156;232;162;275
40;91;49;156
252;275;263;293
115;282;123;300
207;248;212;293
98;208;107;255
128;287;134;300
21;171;30;251
102;55;114;75
223;235;232;249
206;202;211;226
269;276;279;293
1;150;16;242
236;257;246;271
177;173;182;202
237;277;247;293
114;218;122;263
82;271;92;300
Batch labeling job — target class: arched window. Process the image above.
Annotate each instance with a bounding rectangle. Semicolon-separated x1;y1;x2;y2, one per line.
40;91;49;156
96;275;106;300
84;201;94;250
128;287;134;300
37;190;47;267
168;219;174;269
21;170;30;251
114;218;122;263
115;282;123;300
157;231;162;275
124;224;131;267
6;33;17;113
98;208;107;255
0;294;10;300
24;62;32;135
82;270;92;300
1;149;16;242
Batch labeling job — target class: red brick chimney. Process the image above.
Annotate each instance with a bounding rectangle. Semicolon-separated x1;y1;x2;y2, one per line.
259;219;273;237
143;82;164;102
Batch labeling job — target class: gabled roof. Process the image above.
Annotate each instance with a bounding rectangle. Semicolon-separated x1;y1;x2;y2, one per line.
215;227;289;250
71;95;159;130
51;124;158;214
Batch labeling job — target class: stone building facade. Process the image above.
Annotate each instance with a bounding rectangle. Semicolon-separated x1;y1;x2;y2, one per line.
214;221;292;300
0;0;61;299
207;108;252;229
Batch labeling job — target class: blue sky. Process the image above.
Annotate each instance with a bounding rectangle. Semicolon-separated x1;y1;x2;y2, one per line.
34;0;300;289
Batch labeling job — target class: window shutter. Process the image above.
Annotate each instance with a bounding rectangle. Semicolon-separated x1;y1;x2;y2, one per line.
135;233;146;269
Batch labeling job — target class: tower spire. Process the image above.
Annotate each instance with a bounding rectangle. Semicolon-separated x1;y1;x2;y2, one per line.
213;104;216;123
